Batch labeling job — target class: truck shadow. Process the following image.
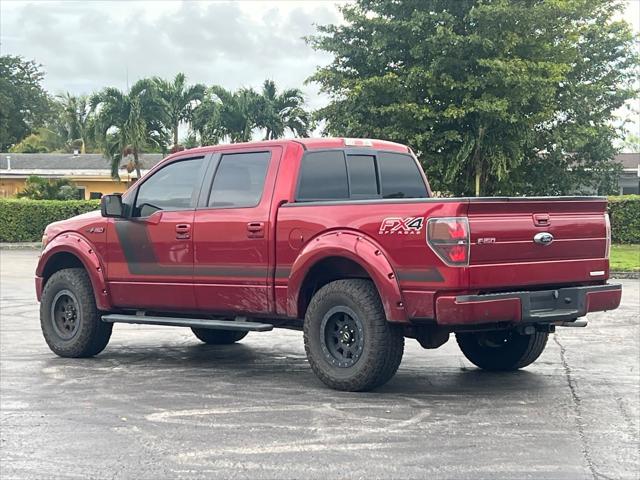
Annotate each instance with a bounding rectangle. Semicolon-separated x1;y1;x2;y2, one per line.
41;339;550;398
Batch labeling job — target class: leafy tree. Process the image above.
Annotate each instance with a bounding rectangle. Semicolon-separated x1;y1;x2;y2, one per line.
17;176;78;200
91;80;167;179
9;128;65;153
623;133;640;153
0;56;53;151
9;134;48;153
56;93;95;153
183;132;200;149
256;80;310;139
152;73;205;148
309;0;639;196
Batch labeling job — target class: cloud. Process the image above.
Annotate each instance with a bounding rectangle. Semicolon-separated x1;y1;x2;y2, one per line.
0;0;342;109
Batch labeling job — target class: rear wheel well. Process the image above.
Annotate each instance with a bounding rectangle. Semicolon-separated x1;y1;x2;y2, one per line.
42;252;85;286
298;256;373;318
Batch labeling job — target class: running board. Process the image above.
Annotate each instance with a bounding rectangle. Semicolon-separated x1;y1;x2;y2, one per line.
101;314;274;332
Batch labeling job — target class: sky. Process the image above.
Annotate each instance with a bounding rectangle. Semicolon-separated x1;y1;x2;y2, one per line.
0;0;638;143
0;0;347;111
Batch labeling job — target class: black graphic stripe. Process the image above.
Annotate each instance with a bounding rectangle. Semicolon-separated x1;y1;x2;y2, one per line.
116;220;274;278
274;266;291;279
195;266;267;277
116;221;440;282
396;268;444;282
115;220;164;275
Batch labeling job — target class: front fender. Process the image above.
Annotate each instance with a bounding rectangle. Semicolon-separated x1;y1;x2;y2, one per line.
37;232;112;311
287;230;408;323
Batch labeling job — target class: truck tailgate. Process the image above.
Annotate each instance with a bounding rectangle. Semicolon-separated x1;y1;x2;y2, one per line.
466;197;609;289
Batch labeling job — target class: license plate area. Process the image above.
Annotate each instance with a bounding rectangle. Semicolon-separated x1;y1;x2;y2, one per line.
524;288;585;321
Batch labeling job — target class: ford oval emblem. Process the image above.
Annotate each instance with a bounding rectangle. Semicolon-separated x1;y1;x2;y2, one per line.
534;232;554;246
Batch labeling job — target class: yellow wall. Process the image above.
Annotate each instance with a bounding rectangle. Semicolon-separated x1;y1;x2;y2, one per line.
75;179;131;199
0;178;22;198
0;177;133;200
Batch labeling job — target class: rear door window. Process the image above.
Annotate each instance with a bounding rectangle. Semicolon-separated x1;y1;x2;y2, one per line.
208;151;271;208
297;151;349;200
378;152;428;199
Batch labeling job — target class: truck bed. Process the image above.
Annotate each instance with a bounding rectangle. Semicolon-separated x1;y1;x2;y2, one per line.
276;196;611;321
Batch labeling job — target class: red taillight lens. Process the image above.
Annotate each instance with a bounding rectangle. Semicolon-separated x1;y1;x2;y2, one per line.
604;212;611;259
427;217;470;266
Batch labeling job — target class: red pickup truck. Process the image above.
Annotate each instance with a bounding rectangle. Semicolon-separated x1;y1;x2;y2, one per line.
36;138;622;391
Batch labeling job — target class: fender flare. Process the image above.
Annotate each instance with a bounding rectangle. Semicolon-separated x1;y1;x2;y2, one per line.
287;230;408;323
37;233;112;311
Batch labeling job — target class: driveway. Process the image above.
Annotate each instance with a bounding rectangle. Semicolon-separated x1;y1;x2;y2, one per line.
1;250;638;479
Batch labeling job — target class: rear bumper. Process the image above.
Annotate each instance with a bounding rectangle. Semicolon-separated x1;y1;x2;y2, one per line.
435;283;622;326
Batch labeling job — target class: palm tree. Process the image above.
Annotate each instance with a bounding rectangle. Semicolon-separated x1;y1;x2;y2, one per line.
225;88;262;143
56;93;93;153
152;73;205;149
192;88;224;146
192;86;261;144
190;81;310;146
256;80;310;140
91;80;165;179
213;86;261;143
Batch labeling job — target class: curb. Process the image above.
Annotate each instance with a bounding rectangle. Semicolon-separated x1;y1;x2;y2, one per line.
0;243;41;250
610;272;639;280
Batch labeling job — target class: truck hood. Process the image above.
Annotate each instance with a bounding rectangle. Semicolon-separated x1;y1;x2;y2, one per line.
44;209;105;240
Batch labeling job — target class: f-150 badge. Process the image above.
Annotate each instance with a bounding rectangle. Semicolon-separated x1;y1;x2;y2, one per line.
379;217;424;235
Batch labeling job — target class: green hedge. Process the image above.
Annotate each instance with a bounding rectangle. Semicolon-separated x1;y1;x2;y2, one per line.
608;195;640;244
0;196;637;244
0;199;100;242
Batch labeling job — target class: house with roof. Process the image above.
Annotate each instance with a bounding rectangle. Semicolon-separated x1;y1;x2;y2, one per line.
0;153;165;199
616;152;640;195
1;151;638;199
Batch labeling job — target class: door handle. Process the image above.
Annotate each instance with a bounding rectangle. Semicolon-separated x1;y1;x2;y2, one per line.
533;214;550;227
247;222;265;238
175;224;191;239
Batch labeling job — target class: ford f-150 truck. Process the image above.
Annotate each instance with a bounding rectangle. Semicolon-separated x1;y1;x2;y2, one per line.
36;138;622;391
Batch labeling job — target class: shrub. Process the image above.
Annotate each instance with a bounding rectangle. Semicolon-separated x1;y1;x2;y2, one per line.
608;195;640;244
0;196;636;245
17;176;79;200
0;198;100;242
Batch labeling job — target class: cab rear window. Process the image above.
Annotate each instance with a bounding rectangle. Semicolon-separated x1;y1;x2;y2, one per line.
296;150;427;201
378;152;428;199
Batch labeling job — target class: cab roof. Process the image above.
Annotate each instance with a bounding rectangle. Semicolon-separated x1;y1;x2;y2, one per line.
167;138;410;161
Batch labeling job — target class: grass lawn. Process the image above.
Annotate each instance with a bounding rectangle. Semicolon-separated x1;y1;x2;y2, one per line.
610;244;640;272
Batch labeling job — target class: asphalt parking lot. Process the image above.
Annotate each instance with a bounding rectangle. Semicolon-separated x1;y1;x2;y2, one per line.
0;250;638;479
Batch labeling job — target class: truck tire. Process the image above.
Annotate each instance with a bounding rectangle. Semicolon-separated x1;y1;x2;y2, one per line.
303;279;404;391
456;330;548;371
40;268;112;358
191;328;248;345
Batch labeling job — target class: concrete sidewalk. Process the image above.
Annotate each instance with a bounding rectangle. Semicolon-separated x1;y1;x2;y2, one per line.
0;242;41;250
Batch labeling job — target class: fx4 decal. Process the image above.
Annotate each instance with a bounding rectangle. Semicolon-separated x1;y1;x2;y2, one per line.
379;217;424;235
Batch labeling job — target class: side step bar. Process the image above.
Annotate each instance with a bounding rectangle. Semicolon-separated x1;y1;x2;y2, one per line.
102;314;274;332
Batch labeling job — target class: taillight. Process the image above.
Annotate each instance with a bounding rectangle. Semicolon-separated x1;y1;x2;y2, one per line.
604;213;611;259
427;217;470;266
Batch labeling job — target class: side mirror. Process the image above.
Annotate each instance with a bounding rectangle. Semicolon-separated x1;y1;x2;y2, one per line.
101;194;124;218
